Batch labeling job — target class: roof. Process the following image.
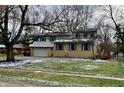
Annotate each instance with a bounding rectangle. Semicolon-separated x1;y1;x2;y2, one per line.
54;38;91;43
31;32;71;37
0;44;25;48
73;28;98;33
0;45;5;48
30;42;54;48
13;44;25;48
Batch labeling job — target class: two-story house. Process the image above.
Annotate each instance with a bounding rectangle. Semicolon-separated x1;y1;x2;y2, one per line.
30;28;98;58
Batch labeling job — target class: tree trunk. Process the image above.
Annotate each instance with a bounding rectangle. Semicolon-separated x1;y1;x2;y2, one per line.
6;45;15;62
116;52;118;59
91;43;95;59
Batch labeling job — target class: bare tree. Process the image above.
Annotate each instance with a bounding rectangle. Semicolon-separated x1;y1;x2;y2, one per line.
0;5;28;61
0;5;63;61
52;5;95;32
53;5;99;59
103;5;124;56
96;16;114;59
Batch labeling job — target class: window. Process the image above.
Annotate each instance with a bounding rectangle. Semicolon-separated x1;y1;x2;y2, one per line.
84;43;90;51
36;38;40;42
90;33;94;38
81;43;84;51
51;48;53;51
84;33;87;38
56;43;64;50
75;33;79;38
40;37;46;42
68;43;77;51
49;37;55;41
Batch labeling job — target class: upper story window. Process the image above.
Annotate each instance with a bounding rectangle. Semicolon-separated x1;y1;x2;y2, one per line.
68;43;77;51
56;43;64;50
36;38;40;42
90;33;94;38
84;33;88;38
35;37;46;42
40;37;46;42
49;37;56;42
75;33;79;38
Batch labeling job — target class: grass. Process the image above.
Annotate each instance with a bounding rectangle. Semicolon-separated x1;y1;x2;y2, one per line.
0;54;6;61
0;55;124;86
24;60;123;76
0;69;123;87
0;54;25;61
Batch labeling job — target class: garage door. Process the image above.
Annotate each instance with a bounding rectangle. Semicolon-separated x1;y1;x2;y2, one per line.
33;48;48;57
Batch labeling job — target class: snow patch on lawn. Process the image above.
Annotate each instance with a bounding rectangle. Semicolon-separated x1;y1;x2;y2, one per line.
0;58;47;68
81;65;98;70
0;60;31;68
35;71;41;73
72;58;90;61
0;57;110;68
0;58;49;68
31;59;43;63
93;59;109;62
0;75;88;87
72;58;109;62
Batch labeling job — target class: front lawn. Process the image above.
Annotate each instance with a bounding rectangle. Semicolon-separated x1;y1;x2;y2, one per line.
24;59;124;77
0;69;123;87
0;57;124;86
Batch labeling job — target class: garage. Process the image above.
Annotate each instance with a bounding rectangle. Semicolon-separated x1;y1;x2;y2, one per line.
30;40;54;57
33;47;48;57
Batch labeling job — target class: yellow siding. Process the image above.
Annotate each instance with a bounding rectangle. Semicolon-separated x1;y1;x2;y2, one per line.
30;47;33;56
51;43;98;58
48;48;54;57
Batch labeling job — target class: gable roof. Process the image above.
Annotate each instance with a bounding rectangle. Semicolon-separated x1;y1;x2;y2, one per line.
31;32;71;37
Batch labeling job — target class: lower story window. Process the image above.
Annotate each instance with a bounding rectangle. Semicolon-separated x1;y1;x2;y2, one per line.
56;43;64;50
82;43;90;51
69;43;77;51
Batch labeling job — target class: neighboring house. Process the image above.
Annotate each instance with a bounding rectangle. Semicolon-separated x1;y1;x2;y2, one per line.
0;44;25;55
30;28;98;58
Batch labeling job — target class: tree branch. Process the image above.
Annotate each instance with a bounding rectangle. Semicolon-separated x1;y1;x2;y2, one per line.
11;5;28;45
